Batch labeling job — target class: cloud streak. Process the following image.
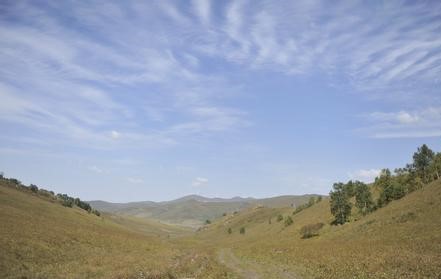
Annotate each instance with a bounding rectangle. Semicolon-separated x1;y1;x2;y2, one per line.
361;107;441;139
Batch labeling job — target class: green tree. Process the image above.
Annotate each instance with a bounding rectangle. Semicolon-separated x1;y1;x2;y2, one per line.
354;181;374;215
412;144;435;183
343;180;356;197
330;182;352;225
376;169;407;207
429;153;441;181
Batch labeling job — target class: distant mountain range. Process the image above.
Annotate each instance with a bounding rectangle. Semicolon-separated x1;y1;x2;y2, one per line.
89;194;321;227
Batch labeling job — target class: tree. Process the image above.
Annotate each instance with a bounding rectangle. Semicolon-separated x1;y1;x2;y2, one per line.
330;182;352;225
239;227;245;234
354;181;374;215
228;228;232;234
376;169;393;207
429;153;441;181
412;144;435;183
205;219;211;225
343;180;356;197
376;169;406;207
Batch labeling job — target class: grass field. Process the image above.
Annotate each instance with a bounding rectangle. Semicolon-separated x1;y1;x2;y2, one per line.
195;179;441;278
0;183;231;279
1;179;441;278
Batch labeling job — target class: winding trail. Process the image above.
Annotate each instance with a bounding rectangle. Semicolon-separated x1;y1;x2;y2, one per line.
217;248;300;279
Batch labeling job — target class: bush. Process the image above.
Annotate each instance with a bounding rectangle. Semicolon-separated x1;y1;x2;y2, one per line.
240;227;245;234
284;216;293;226
29;184;39;193
228;228;232;234
300;222;324;239
277;214;283;222
205;219;211;225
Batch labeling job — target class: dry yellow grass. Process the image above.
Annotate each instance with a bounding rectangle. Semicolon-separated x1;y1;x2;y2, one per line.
0;183;231;279
2;178;441;278
194;179;441;278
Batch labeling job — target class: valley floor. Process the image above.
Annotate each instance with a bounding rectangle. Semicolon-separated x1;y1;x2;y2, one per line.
2;179;441;278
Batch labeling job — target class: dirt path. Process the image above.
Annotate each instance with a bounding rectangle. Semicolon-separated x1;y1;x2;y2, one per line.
217;248;300;279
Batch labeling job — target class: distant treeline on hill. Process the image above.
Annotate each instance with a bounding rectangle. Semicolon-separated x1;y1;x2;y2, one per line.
0;173;100;216
329;144;441;225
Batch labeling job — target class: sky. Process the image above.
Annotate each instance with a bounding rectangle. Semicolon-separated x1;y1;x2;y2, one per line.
1;0;441;202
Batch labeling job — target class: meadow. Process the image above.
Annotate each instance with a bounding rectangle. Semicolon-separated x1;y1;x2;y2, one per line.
1;176;441;278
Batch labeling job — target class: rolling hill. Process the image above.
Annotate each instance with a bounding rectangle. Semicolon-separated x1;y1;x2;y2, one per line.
0;181;229;279
193;178;441;278
2;174;441;278
89;194;321;227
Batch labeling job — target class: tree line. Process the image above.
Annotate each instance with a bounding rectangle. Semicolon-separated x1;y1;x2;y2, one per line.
0;172;100;216
330;144;441;225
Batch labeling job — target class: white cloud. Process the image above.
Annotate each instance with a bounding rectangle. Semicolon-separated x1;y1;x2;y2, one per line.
348;169;381;183
361;107;441;138
192;177;208;187
127;177;144;184
110;130;120;139
87;165;104;174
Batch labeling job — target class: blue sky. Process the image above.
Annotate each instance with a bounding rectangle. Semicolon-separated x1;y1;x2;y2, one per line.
1;0;441;202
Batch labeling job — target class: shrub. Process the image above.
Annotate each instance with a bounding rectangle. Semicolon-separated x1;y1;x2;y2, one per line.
239;227;245;234
228;228;232;234
92;209;101;216
300;222;324;239
277;214;283;222
205;219;211;225
29;184;39;193
284;216;293;226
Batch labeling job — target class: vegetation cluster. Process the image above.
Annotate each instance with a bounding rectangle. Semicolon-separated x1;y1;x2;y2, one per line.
0;172;100;216
329;144;441;224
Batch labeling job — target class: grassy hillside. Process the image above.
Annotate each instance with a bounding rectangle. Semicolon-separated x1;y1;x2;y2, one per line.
195;179;441;278
90;194;320;227
2;173;441;278
0;183;229;279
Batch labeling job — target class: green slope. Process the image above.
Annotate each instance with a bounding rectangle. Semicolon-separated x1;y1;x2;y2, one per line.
90;194;320;227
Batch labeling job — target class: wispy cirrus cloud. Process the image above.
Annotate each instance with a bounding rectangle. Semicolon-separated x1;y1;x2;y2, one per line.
2;0;441;151
359;107;441;139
